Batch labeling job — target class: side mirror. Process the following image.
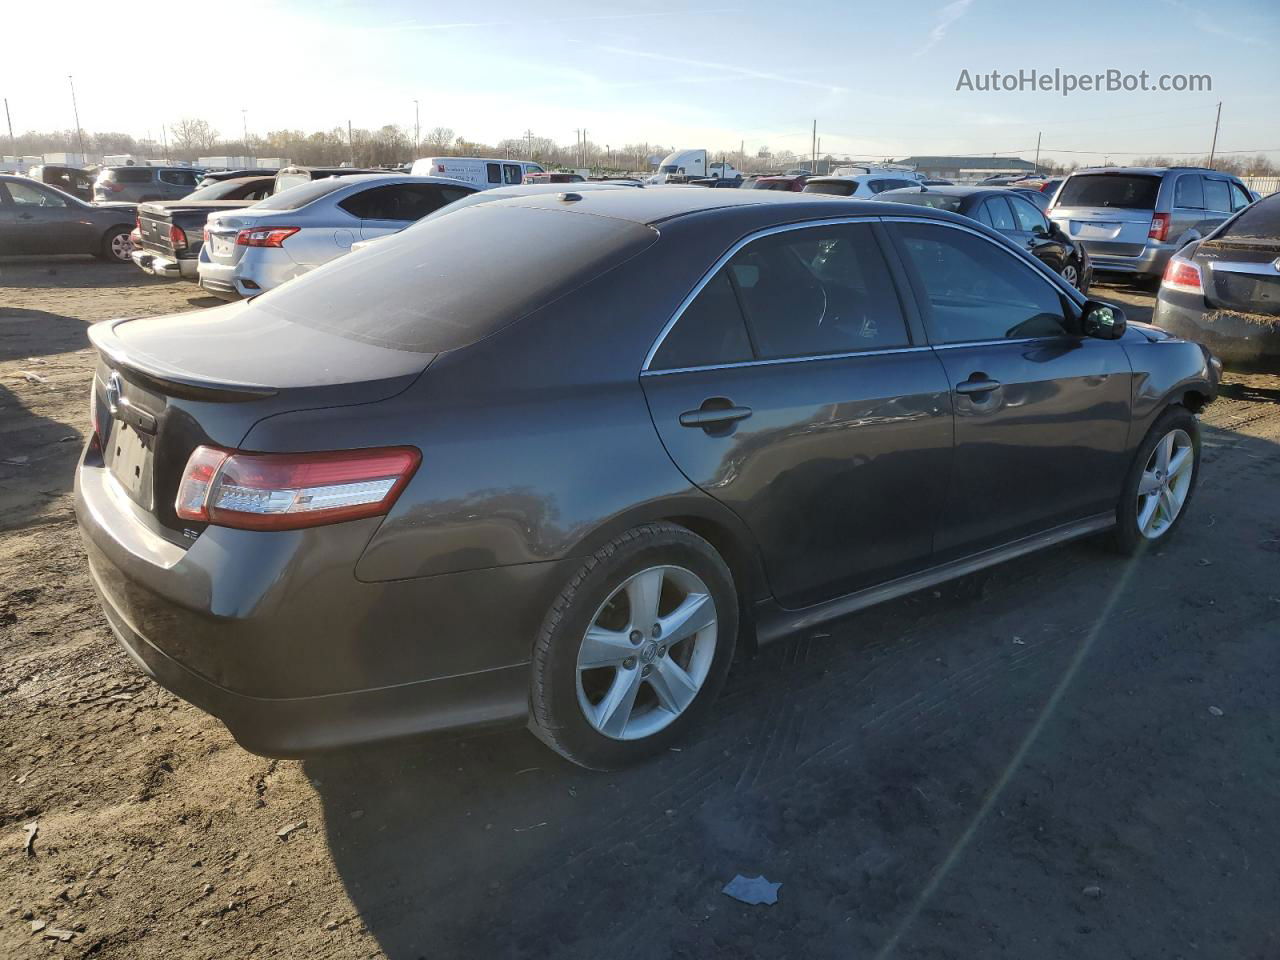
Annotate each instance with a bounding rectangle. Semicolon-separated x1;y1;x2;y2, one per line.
1081;300;1127;340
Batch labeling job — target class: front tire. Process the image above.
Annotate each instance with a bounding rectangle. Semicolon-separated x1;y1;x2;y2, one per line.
1111;406;1200;554
99;226;133;263
529;523;738;769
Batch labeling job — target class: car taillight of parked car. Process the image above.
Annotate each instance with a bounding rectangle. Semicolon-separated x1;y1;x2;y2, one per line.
169;224;187;252
235;226;300;248
175;446;421;531
1161;256;1203;295
1148;212;1171;243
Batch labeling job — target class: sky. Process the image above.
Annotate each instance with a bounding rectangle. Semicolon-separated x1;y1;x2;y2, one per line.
4;0;1279;164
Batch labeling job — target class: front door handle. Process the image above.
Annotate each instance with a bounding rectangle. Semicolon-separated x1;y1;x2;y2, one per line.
954;376;1002;396
679;399;752;428
18;213;35;221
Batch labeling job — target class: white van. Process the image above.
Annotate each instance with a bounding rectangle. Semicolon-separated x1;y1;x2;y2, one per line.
408;157;545;190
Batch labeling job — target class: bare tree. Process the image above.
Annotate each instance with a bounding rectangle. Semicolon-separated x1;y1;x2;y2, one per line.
424;127;455;153
169;118;220;157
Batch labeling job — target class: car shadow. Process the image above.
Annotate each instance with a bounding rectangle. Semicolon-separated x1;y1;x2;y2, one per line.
0;308;90;531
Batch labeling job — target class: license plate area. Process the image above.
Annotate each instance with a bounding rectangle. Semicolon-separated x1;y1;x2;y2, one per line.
107;420;155;509
210;234;235;258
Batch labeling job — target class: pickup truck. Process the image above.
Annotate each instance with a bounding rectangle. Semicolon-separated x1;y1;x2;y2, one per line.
131;176;274;281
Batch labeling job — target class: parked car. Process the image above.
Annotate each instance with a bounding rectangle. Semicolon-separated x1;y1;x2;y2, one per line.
1152;192;1280;366
271;166;386;194
26;164;95;201
524;172;585;184
1048;167;1254;284
922;178;955;186
198;168;279;188
76;188;1218;767
802;174;923;198
408;157;545;189
197;174;476;299
94;166;203;203
0;174;135;261
1009;186;1052;213
745;174;812;191
132;177;278;280
1038;178;1063;195
876;185;1093;290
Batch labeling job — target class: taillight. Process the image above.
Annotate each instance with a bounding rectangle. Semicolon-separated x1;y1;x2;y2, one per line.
169;224;187;251
1161;256;1203;295
1148;212;1171;243
175;446;420;531
235;226;299;248
135;214;142;232
203;226;210;246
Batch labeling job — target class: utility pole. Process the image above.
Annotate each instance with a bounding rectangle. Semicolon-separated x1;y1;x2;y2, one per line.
413;100;420;151
811;119;817;172
160;124;169;162
1034;131;1041;174
241;108;249;148
348;120;355;166
816;137;822;173
1207;101;1222;169
67;75;86;159
4;98;16;167
524;128;534;159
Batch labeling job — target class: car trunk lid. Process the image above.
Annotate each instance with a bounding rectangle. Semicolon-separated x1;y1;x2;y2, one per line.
1196;239;1280;317
88;301;433;542
203;208;278;265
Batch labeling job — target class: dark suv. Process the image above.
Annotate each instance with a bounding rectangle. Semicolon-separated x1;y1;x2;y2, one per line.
94;166;202;203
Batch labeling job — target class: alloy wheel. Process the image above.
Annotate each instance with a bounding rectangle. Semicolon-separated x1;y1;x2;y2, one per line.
575;565;718;741
1062;262;1079;289
1136;428;1194;539
110;232;133;262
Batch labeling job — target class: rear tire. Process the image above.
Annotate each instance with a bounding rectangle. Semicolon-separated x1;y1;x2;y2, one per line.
98;227;132;263
529;523;738;769
1111;406;1201;555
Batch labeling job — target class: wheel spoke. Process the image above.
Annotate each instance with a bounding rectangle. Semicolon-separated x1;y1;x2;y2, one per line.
1138;470;1162;495
1160;487;1178;523
1168;445;1192;480
595;669;643;737
1138;494;1160;534
659;592;715;647
1156;433;1173;474
648;658;699;716
625;568;664;631
579;626;635;669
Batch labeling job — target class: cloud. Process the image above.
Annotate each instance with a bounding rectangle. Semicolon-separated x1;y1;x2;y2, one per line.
595;46;847;94
916;0;973;56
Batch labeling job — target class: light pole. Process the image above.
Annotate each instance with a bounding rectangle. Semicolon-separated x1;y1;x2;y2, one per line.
413;100;420;151
67;75;86;159
241;108;249;148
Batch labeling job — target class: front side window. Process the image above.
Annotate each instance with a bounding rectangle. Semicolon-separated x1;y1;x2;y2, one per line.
1203;179;1231;213
502;164;522;184
1009;195;1049;234
158;169;197;187
486;163;501;184
6;181;66;207
1174;174;1204;209
895;221;1070;344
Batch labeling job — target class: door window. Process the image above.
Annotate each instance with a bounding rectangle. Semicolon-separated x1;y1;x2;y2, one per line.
983;196;1016;231
1009;195;1049;234
1203;179;1231;212
895;221;1070;343
159;169;197;187
726;223;909;359
1173;174;1204;209
340;184;470;221
1229;182;1252;210
6;181;66;207
650;272;752;369
486;163;502;184
502;164;522;184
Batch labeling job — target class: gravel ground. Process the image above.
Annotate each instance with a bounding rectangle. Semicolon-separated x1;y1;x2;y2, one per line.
2;259;1279;960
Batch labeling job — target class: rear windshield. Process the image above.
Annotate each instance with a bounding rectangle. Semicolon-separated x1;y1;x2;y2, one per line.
111;168;153;183
879;191;963;212
1055;174;1160;209
1211;194;1280;243
250;203;658;352
803;181;855;197
753;180;795;191
182;180;257;201
256;177;354;210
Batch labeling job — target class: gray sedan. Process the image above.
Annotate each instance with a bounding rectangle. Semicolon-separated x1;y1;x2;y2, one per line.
0;175;136;261
76;188;1219;769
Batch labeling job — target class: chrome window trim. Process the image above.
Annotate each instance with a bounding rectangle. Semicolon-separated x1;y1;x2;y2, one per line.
641;344;932;378
640;215;889;372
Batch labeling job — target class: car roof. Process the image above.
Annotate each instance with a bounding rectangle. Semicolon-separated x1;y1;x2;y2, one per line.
293;173;474;189
880;185;1006;197
474;184;968;228
808;174;917;184
1069;166;1218;176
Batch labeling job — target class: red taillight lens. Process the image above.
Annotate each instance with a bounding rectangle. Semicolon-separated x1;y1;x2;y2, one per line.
135;214;142;231
175;446;420;530
203;226;210;246
1148;212;1171;243
235;226;299;248
169;224;187;251
1161;256;1203;295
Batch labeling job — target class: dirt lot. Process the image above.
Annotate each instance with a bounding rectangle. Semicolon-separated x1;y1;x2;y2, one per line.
2;258;1279;960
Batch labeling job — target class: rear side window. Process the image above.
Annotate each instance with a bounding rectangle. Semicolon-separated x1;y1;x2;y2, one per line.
113;168;153;184
1203;179;1231;212
502;164;522;185
1174;174;1204;209
486;163;501;184
801;180;855;196
984;197;1016;231
723;223;908;359
1229;183;1252;211
895;222;1069;343
651;272;752;369
1056;174;1160;209
1009;195;1049;233
159;169;197;187
340;184;471;221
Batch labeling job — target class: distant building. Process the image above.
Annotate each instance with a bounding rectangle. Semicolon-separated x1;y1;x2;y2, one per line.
897;155;1037;181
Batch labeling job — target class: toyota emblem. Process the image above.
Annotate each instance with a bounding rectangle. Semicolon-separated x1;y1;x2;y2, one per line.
106;372;123;417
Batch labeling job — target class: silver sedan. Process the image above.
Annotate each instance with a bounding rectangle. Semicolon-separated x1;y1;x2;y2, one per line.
197;174;476;299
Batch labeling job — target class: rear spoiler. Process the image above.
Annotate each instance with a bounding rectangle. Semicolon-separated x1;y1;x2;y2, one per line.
88;318;279;402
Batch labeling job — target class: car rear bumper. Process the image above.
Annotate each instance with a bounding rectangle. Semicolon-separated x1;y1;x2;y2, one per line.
74;450;559;756
132;248;198;280
197;247;300;300
1153;295;1280;366
1080;243;1168;277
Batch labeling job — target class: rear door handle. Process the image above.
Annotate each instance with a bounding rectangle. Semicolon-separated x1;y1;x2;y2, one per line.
679;401;752;428
954;377;1002;396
